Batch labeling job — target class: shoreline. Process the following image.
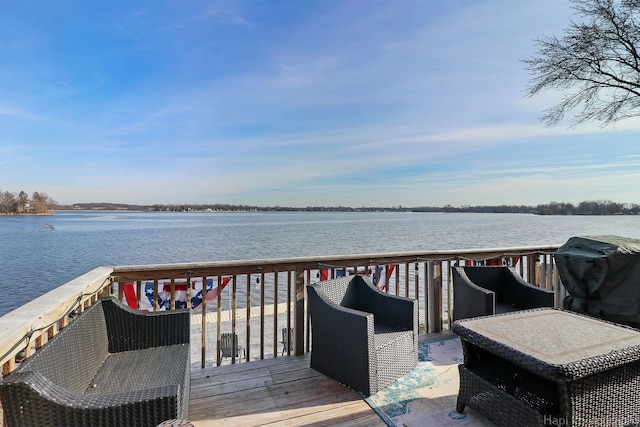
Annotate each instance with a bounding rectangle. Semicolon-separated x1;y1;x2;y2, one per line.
0;212;55;216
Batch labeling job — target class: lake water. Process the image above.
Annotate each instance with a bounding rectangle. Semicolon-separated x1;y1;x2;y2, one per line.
1;210;640;316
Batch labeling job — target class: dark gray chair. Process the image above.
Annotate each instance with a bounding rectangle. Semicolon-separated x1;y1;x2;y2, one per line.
280;327;293;355
219;332;245;363
452;265;555;321
307;275;418;396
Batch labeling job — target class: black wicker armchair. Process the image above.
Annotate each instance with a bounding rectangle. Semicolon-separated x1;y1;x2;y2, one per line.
0;296;190;427
306;275;418;396
452;265;555;321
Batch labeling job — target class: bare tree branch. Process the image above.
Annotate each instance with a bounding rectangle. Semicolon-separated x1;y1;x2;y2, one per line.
524;0;640;126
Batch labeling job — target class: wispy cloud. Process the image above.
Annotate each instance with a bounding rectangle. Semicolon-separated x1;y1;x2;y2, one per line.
0;104;46;122
1;0;637;207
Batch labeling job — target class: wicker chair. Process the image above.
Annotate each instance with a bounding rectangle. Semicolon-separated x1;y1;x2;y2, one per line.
0;297;190;427
307;275;418;396
452;265;555;321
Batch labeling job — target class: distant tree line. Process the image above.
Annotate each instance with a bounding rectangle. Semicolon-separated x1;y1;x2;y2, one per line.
412;205;536;214
0;190;56;214
415;200;640;215
59;200;640;215
62;203;397;213
535;200;640;215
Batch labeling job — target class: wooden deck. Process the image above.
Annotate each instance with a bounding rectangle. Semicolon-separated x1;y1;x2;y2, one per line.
188;352;386;427
188;332;458;426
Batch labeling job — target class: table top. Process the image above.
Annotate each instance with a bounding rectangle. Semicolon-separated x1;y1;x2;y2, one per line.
453;308;640;366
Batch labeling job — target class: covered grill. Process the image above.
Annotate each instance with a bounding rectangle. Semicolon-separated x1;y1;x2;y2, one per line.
555;235;640;328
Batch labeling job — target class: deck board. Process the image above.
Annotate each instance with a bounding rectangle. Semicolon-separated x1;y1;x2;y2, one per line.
188;352;386;427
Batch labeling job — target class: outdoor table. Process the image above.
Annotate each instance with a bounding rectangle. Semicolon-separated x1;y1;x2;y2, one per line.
452;308;640;426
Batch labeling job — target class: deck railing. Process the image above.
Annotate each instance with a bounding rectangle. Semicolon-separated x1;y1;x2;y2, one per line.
0;245;562;375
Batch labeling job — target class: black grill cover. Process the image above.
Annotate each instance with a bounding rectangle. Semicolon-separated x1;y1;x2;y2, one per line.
555;235;640;328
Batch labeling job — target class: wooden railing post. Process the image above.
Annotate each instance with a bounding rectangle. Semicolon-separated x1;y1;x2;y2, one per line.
426;261;442;333
434;262;443;333
294;266;305;356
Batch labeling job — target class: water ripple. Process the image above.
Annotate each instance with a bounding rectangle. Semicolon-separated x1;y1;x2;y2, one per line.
2;211;640;316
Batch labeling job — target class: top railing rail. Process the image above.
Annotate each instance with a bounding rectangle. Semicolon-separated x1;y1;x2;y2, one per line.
0;245;562;375
110;244;560;278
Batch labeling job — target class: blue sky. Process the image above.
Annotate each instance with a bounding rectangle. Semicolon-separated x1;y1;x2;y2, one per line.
1;0;639;207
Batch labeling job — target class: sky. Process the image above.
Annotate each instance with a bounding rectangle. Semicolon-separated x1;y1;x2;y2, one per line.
1;0;639;208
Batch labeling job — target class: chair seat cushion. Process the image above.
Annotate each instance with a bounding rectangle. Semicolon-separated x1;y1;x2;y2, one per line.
373;324;413;351
85;344;189;395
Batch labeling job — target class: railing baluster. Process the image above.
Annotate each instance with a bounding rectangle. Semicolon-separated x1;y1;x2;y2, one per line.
170;278;176;310
153;279;159;311
287;271;293;355
117;281;124;301
4;359;14;376
35;332;45;350
426;262;433;332
393;264;399;294
446;260;453;329
404;263;409;297
414;262;419;302
201;274;207;368
245;273;251;362
231;274;238;363
273;271;278;357
216;275;223;366
259;271;265;360
135;280;142;310
294;266;305;356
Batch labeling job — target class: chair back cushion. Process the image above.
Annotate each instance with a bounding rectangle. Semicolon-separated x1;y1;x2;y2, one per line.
461;266;507;292
314;276;350;306
313;276;371;312
16;301;109;393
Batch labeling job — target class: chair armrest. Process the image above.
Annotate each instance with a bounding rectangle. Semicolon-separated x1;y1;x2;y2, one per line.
307;287;373;350
307;285;374;371
101;297;190;352
452;267;495;320
502;269;555;308
1;371;183;426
